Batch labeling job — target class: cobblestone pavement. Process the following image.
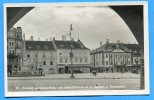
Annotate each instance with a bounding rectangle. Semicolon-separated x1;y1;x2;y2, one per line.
8;72;140;80
8;73;141;91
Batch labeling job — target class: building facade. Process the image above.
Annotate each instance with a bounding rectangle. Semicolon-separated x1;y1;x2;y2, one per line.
91;40;142;73
22;41;57;74
20;36;91;74
7;27;23;75
53;39;91;73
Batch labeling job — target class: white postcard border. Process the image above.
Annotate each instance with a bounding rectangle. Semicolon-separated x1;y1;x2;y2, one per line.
4;1;149;97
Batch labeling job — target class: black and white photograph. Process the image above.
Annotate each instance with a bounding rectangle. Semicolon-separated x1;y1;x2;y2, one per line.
4;2;149;97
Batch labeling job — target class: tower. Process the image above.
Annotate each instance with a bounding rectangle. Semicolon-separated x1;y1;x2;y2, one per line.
7;27;23;75
15;27;23;71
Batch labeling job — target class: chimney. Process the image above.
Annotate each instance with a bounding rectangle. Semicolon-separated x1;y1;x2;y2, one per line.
117;40;120;44
53;37;55;41
100;41;102;46
50;37;52;41
106;39;109;44
46;38;48;41
30;36;33;41
62;35;66;41
116;40;120;49
38;37;40;41
17;27;21;29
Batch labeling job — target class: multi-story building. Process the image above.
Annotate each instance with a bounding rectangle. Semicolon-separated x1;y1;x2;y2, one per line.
91;39;142;73
22;40;57;74
53;38;91;73
21;36;91;74
124;44;142;73
7;27;23;75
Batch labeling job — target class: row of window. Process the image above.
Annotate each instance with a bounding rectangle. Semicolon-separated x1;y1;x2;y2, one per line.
9;41;14;46
105;61;131;65
105;53;131;58
27;53;54;58
9;41;21;47
92;53;131;60
59;52;88;56
41;61;53;66
59;58;88;63
28;45;49;49
8;49;15;54
8;33;21;38
94;60;131;66
32;61;54;66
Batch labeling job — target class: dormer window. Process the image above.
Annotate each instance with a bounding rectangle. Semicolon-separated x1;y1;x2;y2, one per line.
28;45;32;49
60;45;64;48
70;44;74;48
44;46;48;49
36;45;40;49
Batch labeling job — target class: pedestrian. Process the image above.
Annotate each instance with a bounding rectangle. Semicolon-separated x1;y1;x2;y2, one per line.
93;70;97;76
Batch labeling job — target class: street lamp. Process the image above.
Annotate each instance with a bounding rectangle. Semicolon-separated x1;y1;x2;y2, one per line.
28;58;31;73
69;24;75;78
70;50;75;78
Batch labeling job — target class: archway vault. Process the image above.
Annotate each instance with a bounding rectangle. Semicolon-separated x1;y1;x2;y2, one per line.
7;7;34;32
110;5;144;46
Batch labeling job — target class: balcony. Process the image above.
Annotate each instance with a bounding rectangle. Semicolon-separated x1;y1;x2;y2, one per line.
7;53;17;58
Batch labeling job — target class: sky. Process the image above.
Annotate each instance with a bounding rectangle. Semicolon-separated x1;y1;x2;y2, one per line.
14;5;138;50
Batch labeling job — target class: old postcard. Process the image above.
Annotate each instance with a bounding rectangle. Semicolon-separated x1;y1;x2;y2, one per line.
4;2;149;97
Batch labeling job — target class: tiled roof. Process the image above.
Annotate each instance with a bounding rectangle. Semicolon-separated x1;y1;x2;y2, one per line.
54;40;88;49
91;43;141;54
25;41;55;51
120;44;142;54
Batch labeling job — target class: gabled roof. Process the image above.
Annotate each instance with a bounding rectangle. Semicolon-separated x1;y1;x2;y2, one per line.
25;41;55;51
54;40;89;49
